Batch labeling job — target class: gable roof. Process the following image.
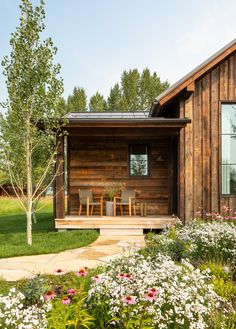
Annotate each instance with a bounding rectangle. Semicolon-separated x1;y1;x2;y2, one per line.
150;39;236;116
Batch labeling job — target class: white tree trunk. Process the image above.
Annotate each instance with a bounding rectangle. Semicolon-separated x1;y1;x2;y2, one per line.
26;112;33;245
32;202;37;224
26;208;32;246
32;211;37;224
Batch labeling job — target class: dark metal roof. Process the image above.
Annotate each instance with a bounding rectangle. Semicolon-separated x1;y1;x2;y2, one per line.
64;111;150;120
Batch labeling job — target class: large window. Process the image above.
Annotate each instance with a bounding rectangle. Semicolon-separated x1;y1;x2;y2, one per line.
221;103;236;194
129;144;149;176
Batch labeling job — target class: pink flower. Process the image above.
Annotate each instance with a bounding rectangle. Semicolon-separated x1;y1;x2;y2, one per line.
122;295;136;305
144;291;157;302
75;268;88;277
124;273;133;280
147;287;158;296
117;273;133;280
53;269;67;275
67;289;77;295
206;212;212;217
62;296;71;305
44;290;56;301
91;274;102;283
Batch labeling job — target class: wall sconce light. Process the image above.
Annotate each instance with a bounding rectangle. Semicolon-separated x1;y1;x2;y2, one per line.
156;154;165;162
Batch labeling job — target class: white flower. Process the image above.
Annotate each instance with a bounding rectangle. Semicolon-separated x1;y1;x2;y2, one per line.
87;252;228;327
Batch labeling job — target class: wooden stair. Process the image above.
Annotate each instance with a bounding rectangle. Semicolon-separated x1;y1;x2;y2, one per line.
55;215;176;231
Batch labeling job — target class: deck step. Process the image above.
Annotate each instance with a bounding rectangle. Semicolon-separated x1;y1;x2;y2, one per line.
100;228;143;236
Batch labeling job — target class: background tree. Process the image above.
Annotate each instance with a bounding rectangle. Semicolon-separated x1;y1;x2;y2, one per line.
67;86;87;112
0;0;64;245
89;92;107;112
120;69;140;111
107;83;122;112
107;68;169;112
57;97;66;114
139;68;169;110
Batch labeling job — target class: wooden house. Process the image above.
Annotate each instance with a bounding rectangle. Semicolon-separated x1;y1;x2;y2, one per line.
54;39;236;233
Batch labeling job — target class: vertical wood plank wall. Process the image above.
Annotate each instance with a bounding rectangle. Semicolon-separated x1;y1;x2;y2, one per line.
180;53;236;221
68;135;170;216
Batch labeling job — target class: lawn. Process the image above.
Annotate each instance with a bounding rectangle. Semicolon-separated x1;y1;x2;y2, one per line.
0;197;99;258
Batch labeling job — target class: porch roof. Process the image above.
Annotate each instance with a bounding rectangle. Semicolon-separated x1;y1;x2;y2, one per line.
63;111;191;128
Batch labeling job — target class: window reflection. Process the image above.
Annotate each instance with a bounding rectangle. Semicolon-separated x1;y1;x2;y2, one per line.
130;145;148;176
221;104;236;194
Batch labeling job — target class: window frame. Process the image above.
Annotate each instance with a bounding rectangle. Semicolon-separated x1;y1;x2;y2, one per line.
220;101;236;196
128;144;150;178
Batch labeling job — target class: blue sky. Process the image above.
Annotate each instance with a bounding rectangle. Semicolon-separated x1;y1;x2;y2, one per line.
0;0;236;103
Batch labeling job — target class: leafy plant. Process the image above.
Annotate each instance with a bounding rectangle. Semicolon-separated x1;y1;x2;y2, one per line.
104;182;124;201
47;291;94;329
199;261;233;280
21;275;48;305
212;277;236;301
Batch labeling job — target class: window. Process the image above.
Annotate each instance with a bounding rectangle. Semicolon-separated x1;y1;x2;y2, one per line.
129;144;149;176
221;103;236;194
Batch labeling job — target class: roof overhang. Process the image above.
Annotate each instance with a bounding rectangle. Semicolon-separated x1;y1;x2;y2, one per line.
63;117;191;128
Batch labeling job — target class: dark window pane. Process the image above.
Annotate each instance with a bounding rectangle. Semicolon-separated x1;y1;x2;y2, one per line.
130;145;147;155
222;104;236;134
129;144;148;176
222;164;236;194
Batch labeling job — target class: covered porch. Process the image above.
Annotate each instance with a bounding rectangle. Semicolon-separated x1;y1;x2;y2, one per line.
54;112;190;233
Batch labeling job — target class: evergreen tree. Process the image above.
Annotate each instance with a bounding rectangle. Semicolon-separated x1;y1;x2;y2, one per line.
107;68;169;112
89;92;107;112
107;83;122;112
67;86;87;112
120;69;140;111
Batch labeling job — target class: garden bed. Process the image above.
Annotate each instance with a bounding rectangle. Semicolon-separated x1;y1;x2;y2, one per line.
0;217;236;328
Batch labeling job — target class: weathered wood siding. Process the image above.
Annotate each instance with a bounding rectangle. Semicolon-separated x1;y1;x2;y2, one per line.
179;52;236;221
68;134;171;215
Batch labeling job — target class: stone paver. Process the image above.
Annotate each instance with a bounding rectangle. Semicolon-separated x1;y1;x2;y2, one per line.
0;235;145;281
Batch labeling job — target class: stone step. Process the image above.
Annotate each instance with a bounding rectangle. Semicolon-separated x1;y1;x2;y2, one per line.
100;228;143;236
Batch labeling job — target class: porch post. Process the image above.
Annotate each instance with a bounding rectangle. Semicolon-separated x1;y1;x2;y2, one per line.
55;135;65;219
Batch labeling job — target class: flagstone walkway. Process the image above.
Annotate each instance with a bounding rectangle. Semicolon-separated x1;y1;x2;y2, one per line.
0;235;145;281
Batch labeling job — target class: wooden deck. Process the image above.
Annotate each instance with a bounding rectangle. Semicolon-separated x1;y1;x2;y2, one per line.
55;215;176;231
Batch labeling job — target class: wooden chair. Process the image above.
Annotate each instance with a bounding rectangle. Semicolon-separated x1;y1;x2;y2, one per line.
114;190;136;216
78;189;103;216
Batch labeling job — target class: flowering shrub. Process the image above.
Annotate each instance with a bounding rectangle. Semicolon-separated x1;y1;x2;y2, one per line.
88;253;229;328
177;221;236;263
196;205;236;222
147;220;236;263
45;267;94;329
0;288;50;329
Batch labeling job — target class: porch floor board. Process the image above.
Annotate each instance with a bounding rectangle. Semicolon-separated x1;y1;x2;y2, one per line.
55;215;176;230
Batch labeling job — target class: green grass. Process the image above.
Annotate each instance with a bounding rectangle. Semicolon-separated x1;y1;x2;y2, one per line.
0;197;99;258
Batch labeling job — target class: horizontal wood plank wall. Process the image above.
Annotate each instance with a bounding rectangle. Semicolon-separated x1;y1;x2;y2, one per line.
181;53;236;221
68;135;170;216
